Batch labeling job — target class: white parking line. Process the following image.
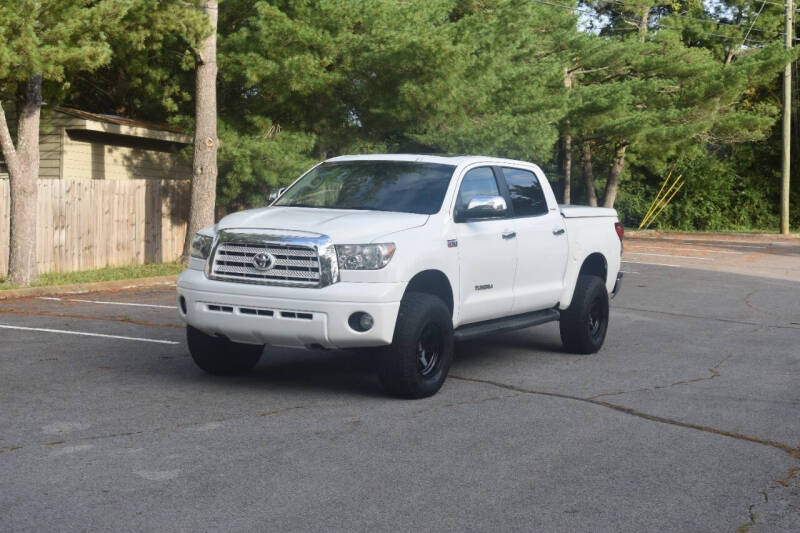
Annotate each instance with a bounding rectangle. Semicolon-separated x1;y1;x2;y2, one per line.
622;260;681;268
681;241;766;249
0;324;180;344
630;245;744;255
625;252;712;261
38;297;174;309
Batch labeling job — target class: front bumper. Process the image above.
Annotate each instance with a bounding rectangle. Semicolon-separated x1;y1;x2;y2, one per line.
176;269;404;349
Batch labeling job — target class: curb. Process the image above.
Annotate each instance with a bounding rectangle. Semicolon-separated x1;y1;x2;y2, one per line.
626;230;800;242
0;275;178;301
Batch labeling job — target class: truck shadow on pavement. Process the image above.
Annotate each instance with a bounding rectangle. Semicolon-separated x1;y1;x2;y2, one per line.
179;347;388;398
163;329;567;398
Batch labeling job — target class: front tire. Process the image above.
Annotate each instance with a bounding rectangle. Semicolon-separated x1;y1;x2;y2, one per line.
378;293;454;399
559;275;609;354
187;326;263;375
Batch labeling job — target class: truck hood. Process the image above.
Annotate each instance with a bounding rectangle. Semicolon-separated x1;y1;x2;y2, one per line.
216;207;429;243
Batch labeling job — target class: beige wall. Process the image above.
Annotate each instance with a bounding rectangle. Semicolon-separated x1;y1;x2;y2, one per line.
62;130;191;180
0;110;191;181
0;112;79;180
38;113;72;178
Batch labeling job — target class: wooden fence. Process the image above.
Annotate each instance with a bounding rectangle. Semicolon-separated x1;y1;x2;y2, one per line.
0;179;189;276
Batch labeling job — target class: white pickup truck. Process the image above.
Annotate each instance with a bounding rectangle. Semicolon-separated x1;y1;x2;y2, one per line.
177;154;623;398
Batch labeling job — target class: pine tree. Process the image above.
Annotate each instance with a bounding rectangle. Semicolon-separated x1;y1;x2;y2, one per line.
0;0;132;285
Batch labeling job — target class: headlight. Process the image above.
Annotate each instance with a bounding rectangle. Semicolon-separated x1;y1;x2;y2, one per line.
335;243;396;270
190;233;213;260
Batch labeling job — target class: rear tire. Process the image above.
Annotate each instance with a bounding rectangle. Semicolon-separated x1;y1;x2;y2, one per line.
560;275;609;354
378;292;454;399
187;326;263;375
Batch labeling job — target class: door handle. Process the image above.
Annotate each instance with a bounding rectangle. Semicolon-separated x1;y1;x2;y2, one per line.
552;227;565;236
502;231;516;240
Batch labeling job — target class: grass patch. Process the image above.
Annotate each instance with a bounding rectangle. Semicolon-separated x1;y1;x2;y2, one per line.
0;262;183;291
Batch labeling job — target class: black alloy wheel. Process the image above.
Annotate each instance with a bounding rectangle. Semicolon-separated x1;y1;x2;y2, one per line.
417;323;444;377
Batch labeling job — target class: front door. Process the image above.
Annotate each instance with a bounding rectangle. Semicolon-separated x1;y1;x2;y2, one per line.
453;166;518;325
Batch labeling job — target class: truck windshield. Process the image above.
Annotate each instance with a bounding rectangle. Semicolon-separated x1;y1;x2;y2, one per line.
275;161;455;215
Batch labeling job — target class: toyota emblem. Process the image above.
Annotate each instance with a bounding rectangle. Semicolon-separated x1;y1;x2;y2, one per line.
251;252;275;271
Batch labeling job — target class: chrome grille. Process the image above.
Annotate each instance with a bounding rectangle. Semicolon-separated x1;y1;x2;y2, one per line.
210;241;321;286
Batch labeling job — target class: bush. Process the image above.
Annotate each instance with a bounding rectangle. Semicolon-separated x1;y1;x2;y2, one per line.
614;151;784;231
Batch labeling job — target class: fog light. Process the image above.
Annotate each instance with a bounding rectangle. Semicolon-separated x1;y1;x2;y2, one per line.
179;295;187;315
348;312;374;332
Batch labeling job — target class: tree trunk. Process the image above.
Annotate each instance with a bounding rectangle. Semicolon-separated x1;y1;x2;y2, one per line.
638;7;649;42
602;144;628;208
182;0;219;263
562;69;573;204
562;134;572;204
0;76;42;286
582;142;598;207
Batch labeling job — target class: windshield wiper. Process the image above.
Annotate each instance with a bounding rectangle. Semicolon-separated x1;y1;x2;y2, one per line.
279;204;384;211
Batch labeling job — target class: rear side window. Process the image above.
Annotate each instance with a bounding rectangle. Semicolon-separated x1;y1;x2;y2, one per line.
502;167;548;217
456;167;500;211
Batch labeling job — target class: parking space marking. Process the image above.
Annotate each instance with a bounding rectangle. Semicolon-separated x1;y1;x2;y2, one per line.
681;241;766;249
630;245;744;255
0;324;180;344
626;252;713;261
622;260;681;268
38;297;174;310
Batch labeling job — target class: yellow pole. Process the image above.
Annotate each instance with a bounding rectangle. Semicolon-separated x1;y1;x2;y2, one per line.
645;181;685;229
639;171;673;229
641;174;683;229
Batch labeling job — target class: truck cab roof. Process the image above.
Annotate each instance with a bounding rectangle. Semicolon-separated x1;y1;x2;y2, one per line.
324;153;540;169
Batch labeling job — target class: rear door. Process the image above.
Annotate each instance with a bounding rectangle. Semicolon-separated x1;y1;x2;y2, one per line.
453;166;518;325
499;166;568;313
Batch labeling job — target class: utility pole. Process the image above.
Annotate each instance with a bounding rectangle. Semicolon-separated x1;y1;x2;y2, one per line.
781;0;793;235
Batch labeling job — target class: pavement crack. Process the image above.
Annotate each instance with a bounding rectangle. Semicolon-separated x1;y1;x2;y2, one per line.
587;353;733;400
450;374;800;462
737;504;758;533
0;405;310;454
775;466;800;487
437;393;516;409
614;305;800;330
0;307;182;329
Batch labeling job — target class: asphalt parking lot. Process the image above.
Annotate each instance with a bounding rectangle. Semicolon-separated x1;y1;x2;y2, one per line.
1;247;799;531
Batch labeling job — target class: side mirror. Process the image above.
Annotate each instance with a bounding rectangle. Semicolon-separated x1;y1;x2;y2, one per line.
456;195;507;222
268;187;287;203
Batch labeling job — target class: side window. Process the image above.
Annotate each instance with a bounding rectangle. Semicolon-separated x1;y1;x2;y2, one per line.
456;167;500;212
502;167;548;217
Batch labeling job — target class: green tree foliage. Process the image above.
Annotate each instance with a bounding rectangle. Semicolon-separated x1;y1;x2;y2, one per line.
63;0;207;118
0;0;141;285
570;0;797;225
8;0;794;229
0;1;127;84
409;0;578;162
215;0;464;207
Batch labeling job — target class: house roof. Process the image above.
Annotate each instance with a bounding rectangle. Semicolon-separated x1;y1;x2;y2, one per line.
55;107;192;144
56;107;185;134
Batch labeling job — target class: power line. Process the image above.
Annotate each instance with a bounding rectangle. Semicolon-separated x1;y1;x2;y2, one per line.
607;0;787;37
529;0;771;43
532;0;800;42
740;0;769;45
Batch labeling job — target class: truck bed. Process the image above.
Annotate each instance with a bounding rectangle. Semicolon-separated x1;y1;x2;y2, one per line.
559;205;617;218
